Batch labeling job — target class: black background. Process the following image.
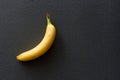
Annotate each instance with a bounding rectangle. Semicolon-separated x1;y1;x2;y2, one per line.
0;0;120;80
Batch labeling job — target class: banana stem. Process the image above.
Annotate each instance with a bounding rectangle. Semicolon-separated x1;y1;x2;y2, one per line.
46;13;51;24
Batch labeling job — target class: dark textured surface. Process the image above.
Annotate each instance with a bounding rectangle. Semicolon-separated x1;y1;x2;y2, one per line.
0;0;120;80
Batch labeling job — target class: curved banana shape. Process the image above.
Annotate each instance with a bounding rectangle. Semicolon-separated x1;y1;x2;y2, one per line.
16;15;56;61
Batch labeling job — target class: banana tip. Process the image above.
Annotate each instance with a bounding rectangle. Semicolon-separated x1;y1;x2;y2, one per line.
16;55;23;61
16;56;20;60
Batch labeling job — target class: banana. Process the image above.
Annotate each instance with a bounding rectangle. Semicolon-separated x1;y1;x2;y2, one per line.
16;15;56;61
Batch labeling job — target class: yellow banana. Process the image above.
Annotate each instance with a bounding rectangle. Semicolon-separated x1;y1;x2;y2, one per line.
16;15;56;61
